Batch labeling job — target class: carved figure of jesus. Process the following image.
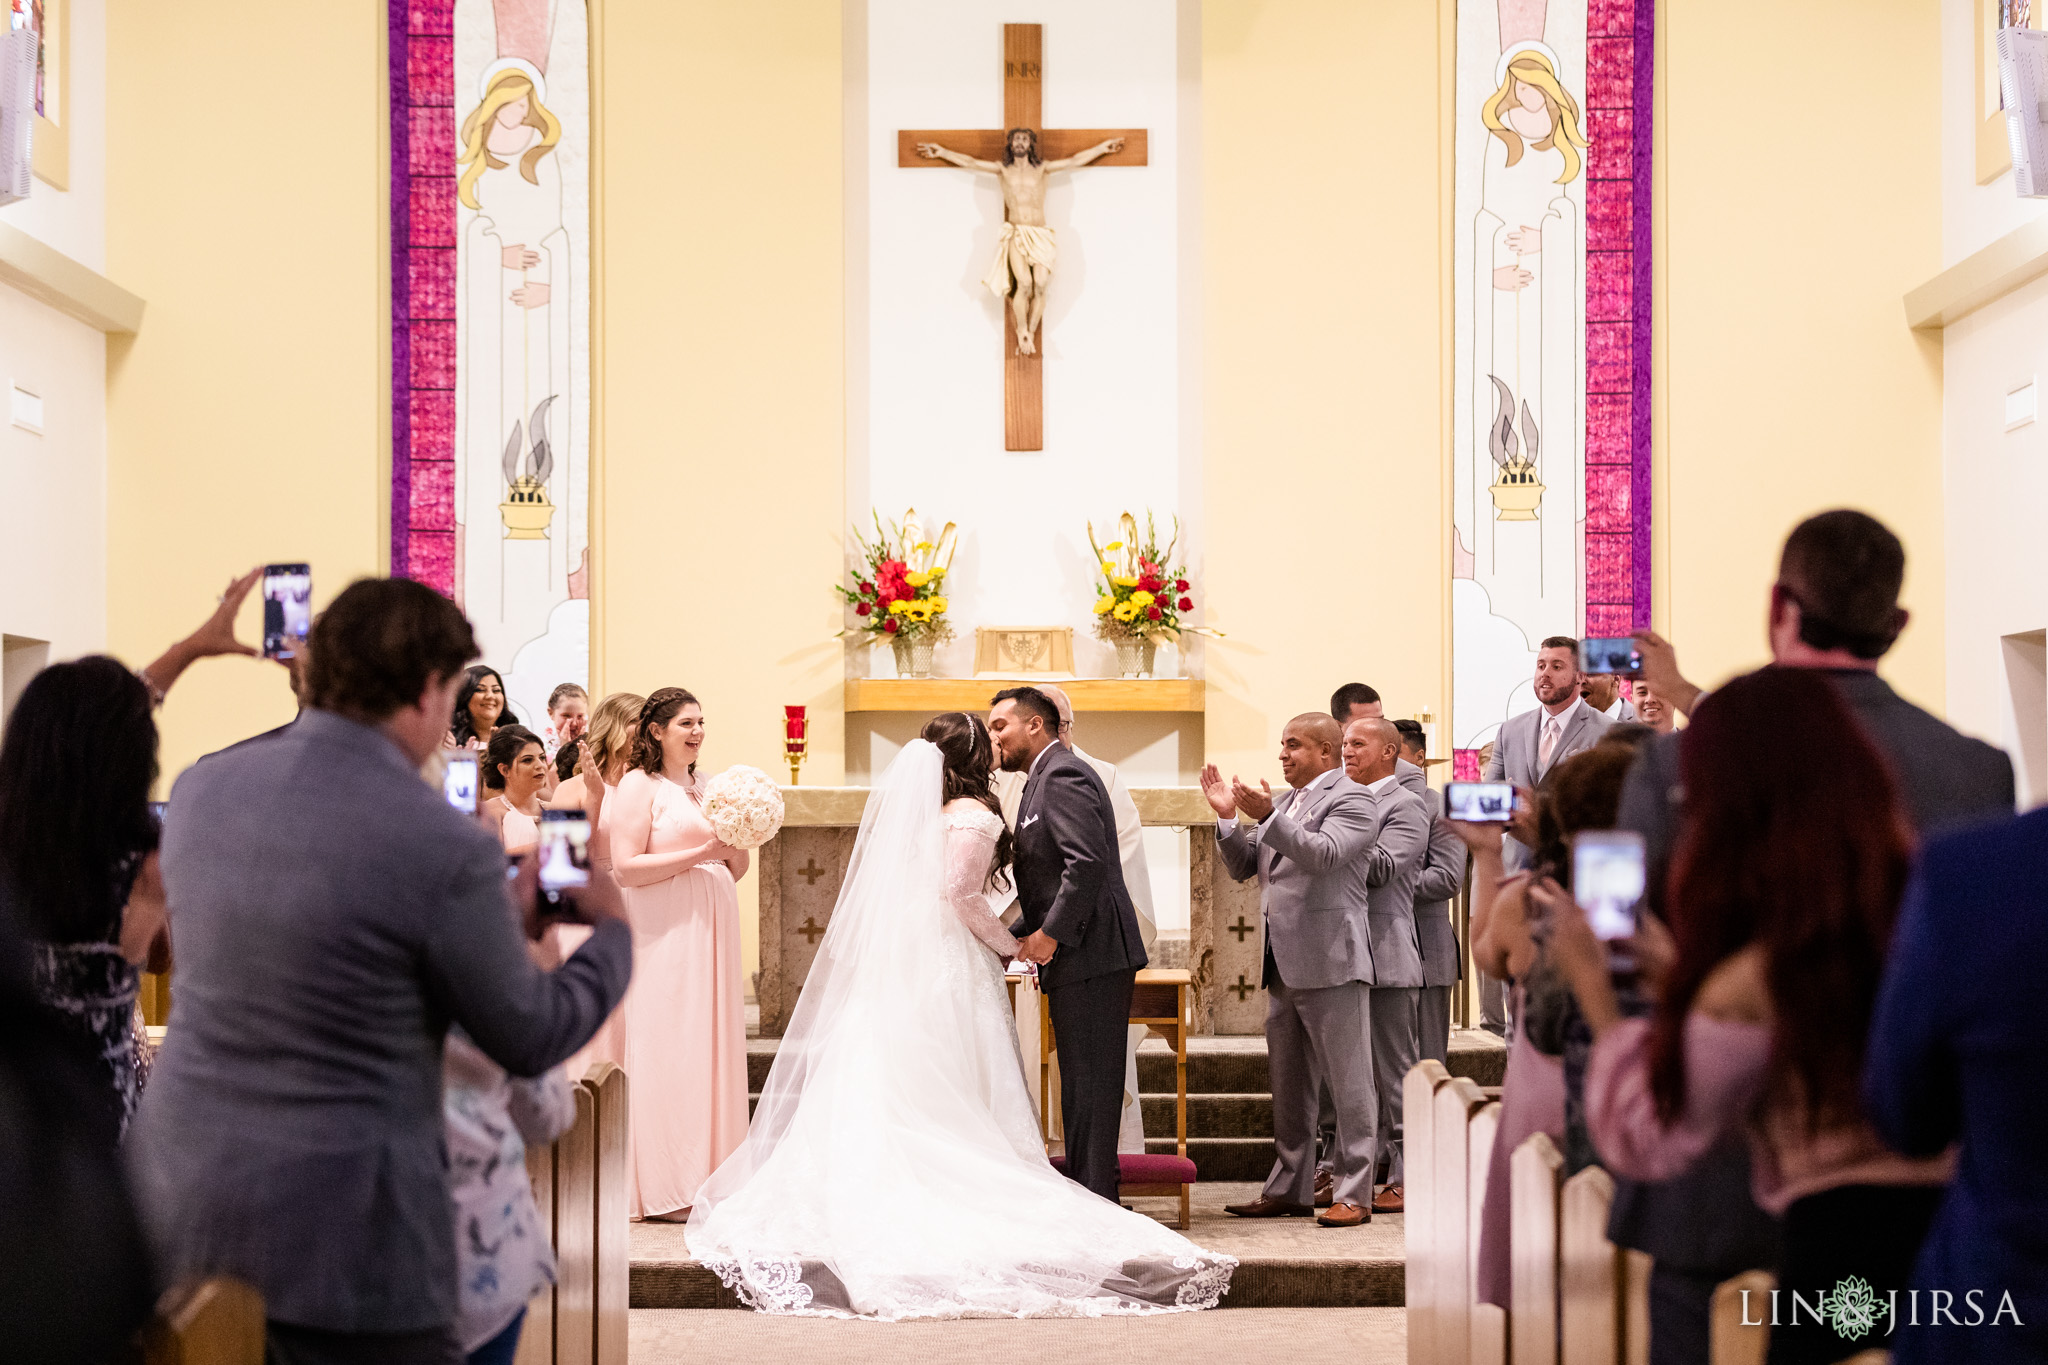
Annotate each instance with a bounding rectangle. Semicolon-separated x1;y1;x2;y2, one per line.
915;127;1125;355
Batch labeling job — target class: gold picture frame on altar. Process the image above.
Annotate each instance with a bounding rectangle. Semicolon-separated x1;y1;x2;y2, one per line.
973;627;1074;677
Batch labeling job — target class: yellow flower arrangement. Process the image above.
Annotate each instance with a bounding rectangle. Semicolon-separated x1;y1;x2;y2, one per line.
1086;509;1219;647
837;508;960;649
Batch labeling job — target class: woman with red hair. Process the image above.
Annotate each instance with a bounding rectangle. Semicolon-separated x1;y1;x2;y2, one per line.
1542;668;1952;1365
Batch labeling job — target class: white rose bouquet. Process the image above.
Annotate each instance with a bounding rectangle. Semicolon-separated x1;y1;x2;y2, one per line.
701;765;786;850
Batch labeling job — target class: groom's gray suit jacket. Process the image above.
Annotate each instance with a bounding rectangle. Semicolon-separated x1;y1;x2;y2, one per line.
1484;696;1613;870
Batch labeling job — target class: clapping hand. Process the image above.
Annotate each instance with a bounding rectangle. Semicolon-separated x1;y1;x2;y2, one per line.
1232;778;1276;823
1199;764;1237;820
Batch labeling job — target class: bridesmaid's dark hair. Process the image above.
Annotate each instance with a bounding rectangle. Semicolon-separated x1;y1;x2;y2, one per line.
481;725;543;793
632;687;701;778
921;712;1013;890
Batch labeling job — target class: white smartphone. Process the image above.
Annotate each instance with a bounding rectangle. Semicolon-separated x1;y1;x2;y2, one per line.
262;563;313;660
1445;780;1516;823
442;750;479;815
537;808;593;903
1573;830;1647;941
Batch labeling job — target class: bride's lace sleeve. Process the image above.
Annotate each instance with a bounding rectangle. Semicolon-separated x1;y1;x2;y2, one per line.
944;810;1020;958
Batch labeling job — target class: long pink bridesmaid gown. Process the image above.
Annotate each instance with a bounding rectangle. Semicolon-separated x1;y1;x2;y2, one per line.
617;774;749;1219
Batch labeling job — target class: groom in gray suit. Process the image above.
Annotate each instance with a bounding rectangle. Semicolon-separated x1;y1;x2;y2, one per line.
1202;714;1384;1227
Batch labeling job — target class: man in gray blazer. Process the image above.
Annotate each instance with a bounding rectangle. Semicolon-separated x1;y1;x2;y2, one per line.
1398;721;1465;1069
1607;511;2014;1365
1202;714;1383;1227
1478;636;1612;1033
130;580;632;1365
1338;717;1431;1214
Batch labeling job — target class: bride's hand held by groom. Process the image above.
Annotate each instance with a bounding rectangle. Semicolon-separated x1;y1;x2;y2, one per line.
1017;929;1059;965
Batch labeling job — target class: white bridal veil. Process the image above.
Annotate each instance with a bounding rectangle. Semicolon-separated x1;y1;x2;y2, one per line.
686;740;1233;1319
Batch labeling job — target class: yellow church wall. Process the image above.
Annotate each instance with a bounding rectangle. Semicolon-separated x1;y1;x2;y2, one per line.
105;2;389;785
593;0;846;977
1656;0;1945;713
1201;0;1948;782
105;1;844;982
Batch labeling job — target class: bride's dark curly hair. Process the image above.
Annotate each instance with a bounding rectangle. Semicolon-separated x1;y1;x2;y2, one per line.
921;712;1013;890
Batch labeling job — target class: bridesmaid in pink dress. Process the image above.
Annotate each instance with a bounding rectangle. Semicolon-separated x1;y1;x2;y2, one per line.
607;687;750;1222
547;691;645;1079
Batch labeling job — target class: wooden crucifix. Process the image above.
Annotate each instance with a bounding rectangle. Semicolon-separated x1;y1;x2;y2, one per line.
898;23;1148;451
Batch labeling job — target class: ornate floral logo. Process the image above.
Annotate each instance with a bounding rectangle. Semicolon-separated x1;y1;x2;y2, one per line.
1822;1275;1883;1340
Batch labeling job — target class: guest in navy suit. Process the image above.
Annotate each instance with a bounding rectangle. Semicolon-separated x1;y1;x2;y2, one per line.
1866;813;2048;1363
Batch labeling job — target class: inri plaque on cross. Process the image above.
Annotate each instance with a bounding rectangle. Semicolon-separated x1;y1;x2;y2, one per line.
898;23;1148;452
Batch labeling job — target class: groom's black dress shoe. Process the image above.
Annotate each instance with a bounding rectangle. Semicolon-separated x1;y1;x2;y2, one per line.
1224;1196;1314;1219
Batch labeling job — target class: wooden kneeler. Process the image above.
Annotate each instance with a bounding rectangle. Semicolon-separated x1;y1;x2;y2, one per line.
1040;968;1197;1228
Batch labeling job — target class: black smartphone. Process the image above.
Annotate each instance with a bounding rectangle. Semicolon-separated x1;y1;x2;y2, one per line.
1578;636;1642;676
1444;780;1516;823
1573;831;1647;941
261;563;313;660
442;750;479;815
536;808;593;916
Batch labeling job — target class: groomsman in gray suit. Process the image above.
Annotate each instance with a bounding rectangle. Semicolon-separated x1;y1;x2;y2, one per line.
1202;714;1384;1227
1477;636;1612;1033
1397;720;1464;1070
1338;716;1431;1214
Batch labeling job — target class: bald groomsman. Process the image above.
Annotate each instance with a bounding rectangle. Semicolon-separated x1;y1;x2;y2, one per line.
1205;715;1385;1227
1340;716;1430;1214
1396;719;1464;1070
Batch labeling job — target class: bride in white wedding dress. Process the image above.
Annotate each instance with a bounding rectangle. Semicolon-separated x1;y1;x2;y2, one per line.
686;713;1235;1319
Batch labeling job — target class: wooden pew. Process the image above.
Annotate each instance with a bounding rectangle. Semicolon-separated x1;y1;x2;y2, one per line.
519;1074;601;1365
1710;1271;1774;1365
1467;1099;1507;1365
141;1277;263;1365
587;1064;629;1365
1430;1077;1490;1364
1510;1133;1565;1365
1402;1059;1452;1365
1559;1166;1653;1365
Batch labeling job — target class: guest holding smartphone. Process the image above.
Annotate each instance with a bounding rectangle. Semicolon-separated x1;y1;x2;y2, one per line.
1544;668;1951;1365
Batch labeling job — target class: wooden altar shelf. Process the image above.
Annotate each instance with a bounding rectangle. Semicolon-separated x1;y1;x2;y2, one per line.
844;677;1204;714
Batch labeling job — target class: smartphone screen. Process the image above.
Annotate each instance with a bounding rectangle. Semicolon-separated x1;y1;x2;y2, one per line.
262;563;313;660
1573;831;1646;940
1445;780;1516;823
1578;636;1643;676
443;751;479;815
147;800;167;830
538;809;592;901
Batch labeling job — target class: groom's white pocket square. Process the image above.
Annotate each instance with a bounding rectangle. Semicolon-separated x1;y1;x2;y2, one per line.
1020;814;1040;829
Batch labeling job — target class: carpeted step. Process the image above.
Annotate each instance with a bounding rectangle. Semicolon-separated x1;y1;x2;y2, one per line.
1146;1136;1276;1182
1140;1093;1271;1139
